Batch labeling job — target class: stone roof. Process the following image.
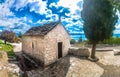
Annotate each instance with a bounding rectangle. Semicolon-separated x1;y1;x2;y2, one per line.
24;22;60;36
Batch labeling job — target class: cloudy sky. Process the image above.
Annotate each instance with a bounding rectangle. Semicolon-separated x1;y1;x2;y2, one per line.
0;0;120;36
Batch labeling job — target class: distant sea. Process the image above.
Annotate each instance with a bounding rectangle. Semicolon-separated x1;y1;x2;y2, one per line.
70;34;120;41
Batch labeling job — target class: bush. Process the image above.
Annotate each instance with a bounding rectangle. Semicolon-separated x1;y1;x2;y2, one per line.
0;40;15;57
86;37;120;44
70;39;76;44
100;37;120;44
78;37;82;43
0;30;20;43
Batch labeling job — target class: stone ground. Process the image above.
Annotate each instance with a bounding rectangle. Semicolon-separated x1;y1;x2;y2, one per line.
11;44;120;77
0;43;21;77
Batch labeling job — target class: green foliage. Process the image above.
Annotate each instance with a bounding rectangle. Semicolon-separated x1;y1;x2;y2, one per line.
70;39;76;44
0;40;15;57
78;37;82;43
109;0;120;11
81;0;118;59
81;0;118;44
0;52;2;58
85;37;120;44
18;32;22;38
99;37;120;44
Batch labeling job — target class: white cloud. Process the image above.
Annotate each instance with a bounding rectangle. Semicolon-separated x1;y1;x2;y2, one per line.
116;10;120;19
23;17;27;21
116;24;120;29
57;0;82;14
0;0;14;18
28;20;33;23
45;9;53;18
14;0;28;11
114;29;120;34
13;0;48;15
69;31;84;34
0;16;31;33
49;3;58;8
0;0;32;33
29;0;48;15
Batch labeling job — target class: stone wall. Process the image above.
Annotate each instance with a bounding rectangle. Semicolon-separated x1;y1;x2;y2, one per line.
44;23;70;66
69;47;90;57
22;36;45;64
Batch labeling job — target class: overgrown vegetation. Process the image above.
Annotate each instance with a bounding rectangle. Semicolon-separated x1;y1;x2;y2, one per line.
85;37;120;44
0;30;20;44
99;37;120;44
70;39;76;44
0;40;15;57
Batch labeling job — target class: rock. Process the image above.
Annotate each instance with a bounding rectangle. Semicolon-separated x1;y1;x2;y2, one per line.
113;49;120;55
0;66;2;70
69;47;90;57
0;51;8;66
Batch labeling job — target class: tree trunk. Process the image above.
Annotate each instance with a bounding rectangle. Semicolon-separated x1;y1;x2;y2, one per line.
4;40;6;44
91;43;96;59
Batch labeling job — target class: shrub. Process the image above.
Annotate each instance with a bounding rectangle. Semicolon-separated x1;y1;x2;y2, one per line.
86;37;120;44
0;30;20;43
0;40;15;57
78;37;82;43
70;39;76;44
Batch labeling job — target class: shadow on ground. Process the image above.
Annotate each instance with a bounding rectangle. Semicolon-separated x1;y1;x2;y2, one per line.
26;55;71;77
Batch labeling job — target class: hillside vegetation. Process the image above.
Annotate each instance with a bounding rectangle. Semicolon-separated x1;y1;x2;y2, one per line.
0;40;15;57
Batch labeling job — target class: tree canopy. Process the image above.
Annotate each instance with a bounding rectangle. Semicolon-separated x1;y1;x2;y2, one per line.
110;0;120;11
81;0;118;60
0;30;19;44
81;0;118;44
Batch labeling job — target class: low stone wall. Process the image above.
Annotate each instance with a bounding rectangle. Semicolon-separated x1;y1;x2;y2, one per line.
113;49;120;55
69;47;90;57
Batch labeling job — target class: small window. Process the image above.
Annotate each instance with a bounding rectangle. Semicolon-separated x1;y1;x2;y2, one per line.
32;42;34;49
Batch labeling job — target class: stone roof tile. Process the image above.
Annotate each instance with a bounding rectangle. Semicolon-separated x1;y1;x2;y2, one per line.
24;22;59;36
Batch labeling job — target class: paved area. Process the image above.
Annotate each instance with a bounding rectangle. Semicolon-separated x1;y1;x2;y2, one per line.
66;57;104;77
11;44;120;77
96;51;120;66
96;50;120;77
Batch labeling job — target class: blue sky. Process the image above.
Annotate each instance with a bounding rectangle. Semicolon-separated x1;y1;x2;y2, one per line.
0;0;120;36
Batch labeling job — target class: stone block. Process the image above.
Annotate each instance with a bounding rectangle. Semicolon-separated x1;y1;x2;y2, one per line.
0;51;8;66
114;49;120;55
69;47;90;57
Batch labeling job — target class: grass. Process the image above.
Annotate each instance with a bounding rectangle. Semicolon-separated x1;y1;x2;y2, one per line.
0;40;15;57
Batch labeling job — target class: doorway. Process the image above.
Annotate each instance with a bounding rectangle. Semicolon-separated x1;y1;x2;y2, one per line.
58;42;62;59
